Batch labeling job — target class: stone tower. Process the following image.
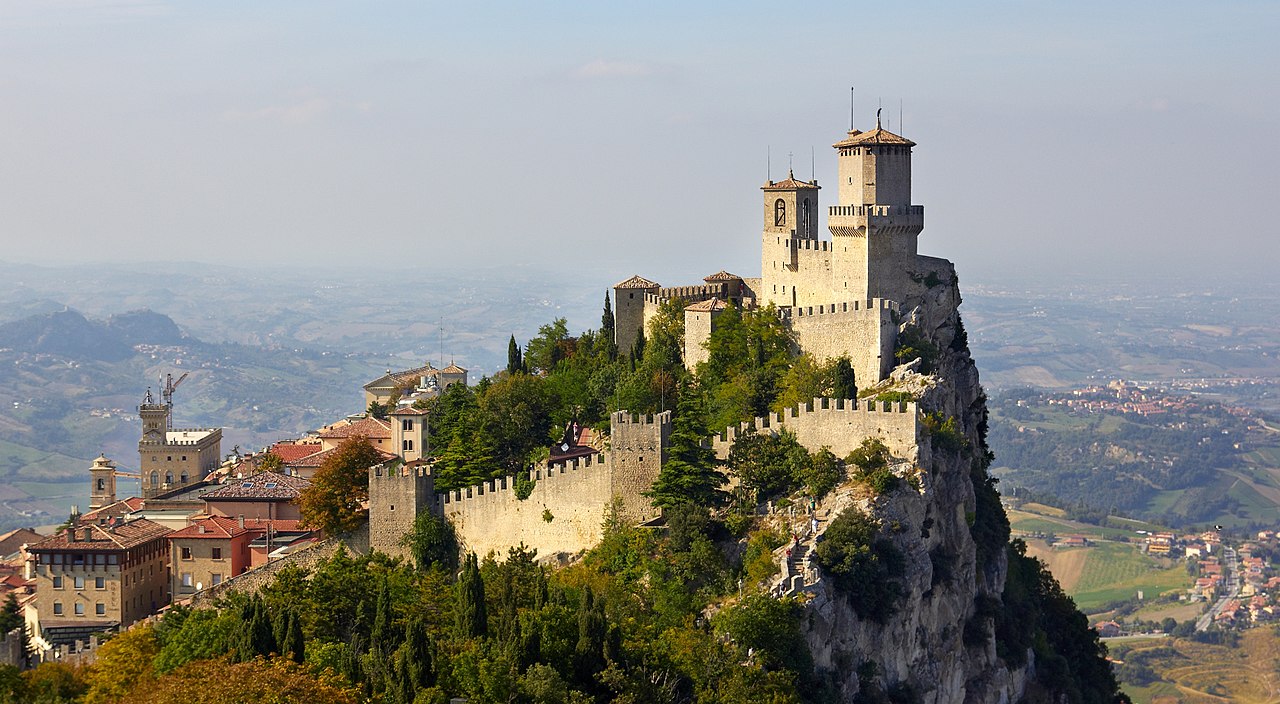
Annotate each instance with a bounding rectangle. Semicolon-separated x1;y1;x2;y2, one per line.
390;406;429;463
828;114;925;302
137;387;223;498
368;461;436;560
760;170;822;309
612;275;659;360
89;454;117;510
608;410;672;524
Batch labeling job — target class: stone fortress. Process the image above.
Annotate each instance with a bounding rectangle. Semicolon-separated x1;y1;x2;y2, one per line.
368;113;933;561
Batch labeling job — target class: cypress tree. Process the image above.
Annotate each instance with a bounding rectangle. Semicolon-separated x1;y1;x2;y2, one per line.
454;552;488;638
832;357;858;400
573;587;608;689
507;335;524;375
284;609;305;663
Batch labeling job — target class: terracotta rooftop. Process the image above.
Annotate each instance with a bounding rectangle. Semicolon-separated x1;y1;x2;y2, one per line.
168;515;252;540
268;442;324;463
833;120;915;148
762;170;820;191
82;497;146;522
441;363;467;374
202;471;310;501
390;406;429;416
614;275;660;290
28;518;171;552
289;446;397;469
703;270;742;282
318;416;391;440
685;297;728;312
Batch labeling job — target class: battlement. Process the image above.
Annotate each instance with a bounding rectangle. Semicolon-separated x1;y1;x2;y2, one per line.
711;396;919;461
776;299;897;320
437;452;609;508
610;410;673;427
370;462;431;480
828;204;923;218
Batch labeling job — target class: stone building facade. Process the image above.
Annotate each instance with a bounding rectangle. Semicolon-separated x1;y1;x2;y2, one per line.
614;116;946;388
138;391;222;499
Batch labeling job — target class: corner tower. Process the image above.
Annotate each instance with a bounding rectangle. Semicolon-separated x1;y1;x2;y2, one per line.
760;170;822;308
613;275;660;359
828;114;925;302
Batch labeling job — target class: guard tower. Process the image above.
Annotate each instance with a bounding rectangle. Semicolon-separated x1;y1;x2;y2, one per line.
827;113;925;302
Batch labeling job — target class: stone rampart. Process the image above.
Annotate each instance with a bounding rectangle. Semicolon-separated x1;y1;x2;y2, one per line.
711;397;918;462
782;300;897;385
441;453;615;560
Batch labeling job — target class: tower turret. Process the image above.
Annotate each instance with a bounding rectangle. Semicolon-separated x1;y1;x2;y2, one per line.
391;406;429;463
760;170;823;308
828;114;925;301
613;275;660;359
89;454;117;510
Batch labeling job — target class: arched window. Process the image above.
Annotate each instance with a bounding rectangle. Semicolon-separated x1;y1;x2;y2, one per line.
150;471;159;486
96;478;105;491
774;198;786;227
179;472;188;484
165;472;174;485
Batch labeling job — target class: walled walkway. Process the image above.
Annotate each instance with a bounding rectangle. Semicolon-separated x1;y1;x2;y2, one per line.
771;504;834;597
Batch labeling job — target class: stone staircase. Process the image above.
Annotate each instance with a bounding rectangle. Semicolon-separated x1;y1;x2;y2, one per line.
771;507;831;598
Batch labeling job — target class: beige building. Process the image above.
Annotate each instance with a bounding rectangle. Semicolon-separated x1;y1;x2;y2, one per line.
615;114;939;387
363;362;467;408
168;515;254;599
26;518;171;645
138;389;222;499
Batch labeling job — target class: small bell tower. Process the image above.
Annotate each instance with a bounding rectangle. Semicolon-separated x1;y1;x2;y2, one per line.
89;454;117;510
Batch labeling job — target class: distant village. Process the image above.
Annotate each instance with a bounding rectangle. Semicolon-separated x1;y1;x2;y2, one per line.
0;361;470;664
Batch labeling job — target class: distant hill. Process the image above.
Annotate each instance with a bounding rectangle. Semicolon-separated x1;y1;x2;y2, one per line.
0;307;188;362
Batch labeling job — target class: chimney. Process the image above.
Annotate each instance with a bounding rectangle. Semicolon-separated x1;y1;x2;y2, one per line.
82;527;93;542
197;524;206;534
237;515;245;529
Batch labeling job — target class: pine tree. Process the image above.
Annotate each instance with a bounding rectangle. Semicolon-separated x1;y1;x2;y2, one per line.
645;381;727;508
454;553;488;638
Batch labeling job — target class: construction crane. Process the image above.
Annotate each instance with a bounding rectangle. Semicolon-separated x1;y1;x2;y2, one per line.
160;372;189;407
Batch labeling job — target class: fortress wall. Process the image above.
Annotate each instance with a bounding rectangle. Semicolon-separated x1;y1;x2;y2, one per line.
785;300;898;384
712;398;919;462
608;411;670;524
441;454;615;559
760;236;835;309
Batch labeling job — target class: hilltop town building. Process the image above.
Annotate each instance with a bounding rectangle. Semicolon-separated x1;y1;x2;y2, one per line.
614;116;944;387
138;389;222;499
26;518;171;646
363;362;467;408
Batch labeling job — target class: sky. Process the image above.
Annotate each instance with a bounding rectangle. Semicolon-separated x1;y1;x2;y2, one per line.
1;0;1276;285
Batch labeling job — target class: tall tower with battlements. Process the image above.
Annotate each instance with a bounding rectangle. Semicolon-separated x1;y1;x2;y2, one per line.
760;171;823;309
828;114;925;302
368;461;436;560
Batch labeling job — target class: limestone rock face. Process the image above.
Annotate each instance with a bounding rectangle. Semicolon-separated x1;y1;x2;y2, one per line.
802;262;1029;703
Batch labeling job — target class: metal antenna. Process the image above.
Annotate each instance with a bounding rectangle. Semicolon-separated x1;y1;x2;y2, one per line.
899;99;903;133
788;151;793;173
849;86;855;130
810;146;815;181
767;146;771;182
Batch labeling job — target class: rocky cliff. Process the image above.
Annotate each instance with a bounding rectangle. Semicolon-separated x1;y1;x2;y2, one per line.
792;262;1120;703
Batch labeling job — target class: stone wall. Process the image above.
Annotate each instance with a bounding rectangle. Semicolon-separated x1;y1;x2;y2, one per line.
368;463;436;560
711;397;918;462
785;299;897;385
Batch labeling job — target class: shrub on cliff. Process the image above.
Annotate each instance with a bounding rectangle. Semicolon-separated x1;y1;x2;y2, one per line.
846;438;900;495
813;508;904;623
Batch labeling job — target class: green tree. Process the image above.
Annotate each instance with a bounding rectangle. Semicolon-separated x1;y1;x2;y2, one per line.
831;356;857;399
368;400;389;420
526;318;570;374
478;372;557;472
812;508;904;622
258;451;284;474
726;429;810;500
600;292;617;361
455;552;488;638
401;510;459;571
299;436;384;534
645;380;727;509
507;335;524;375
0;593;20;635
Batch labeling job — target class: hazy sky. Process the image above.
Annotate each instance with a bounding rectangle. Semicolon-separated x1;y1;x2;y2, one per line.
1;0;1276;284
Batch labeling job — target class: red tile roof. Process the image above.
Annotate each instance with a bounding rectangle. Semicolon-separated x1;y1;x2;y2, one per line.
268;442;324;463
0;528;44;556
830;129;864;148
289;446;397;469
390;406;429;416
28;518;171;552
441;363;467;374
685;297;727;312
832;124;915;148
82;497;146;522
318;417;391;441
168;515;253;540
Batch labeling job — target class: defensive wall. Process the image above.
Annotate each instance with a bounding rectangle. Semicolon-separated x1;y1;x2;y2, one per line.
780;299;898;386
368;411;671;561
711;397;919;463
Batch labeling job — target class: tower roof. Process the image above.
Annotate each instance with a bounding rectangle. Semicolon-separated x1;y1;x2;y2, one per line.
833;119;914;148
614;275;660;289
685;297;727;312
762;169;820;191
703;270;742;282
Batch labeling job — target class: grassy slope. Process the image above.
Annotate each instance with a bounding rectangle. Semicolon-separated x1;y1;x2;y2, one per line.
1120;628;1280;704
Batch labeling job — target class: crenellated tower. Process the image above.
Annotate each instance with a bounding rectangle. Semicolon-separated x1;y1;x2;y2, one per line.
760;170;823;308
368;460;436;559
828;113;925;302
